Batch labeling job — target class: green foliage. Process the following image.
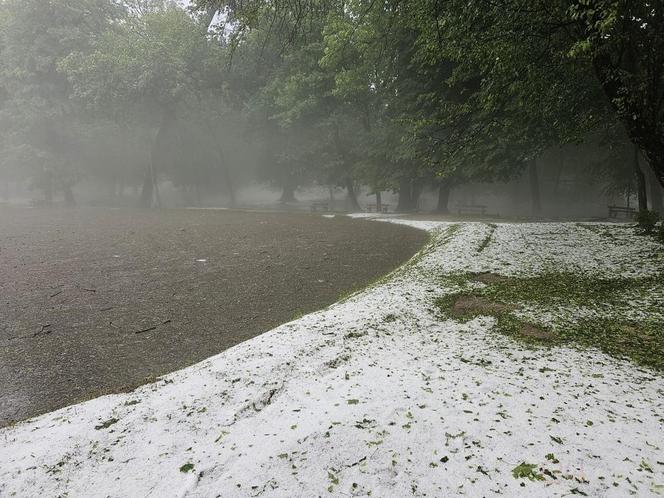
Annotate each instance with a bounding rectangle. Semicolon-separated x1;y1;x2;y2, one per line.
62;4;217;121
3;0;663;205
0;0;121;199
512;462;545;481
636;210;660;235
198;0;664;193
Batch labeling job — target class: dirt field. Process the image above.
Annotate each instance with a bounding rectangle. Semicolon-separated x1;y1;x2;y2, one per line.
0;207;427;426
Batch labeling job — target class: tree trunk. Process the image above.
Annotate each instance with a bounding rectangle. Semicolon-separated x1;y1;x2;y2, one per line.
279;180;296;203
151;155;161;208
63;184;75;207
223;166;236;207
139;169;153;207
396;178;413;212
345;178;361;212
43;170;54;204
217;148;236;207
646;166;663;214
529;159;541;215
411;180;424;211
634;145;648;211
140;111;174;208
435;181;451;214
653;157;664;189
375;191;382;212
592;55;664;188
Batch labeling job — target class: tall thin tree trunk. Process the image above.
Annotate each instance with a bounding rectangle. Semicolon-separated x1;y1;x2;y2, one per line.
223;165;236;207
43;170;54;204
411;180;424;211
436;181;451;214
375;191;382;212
396;178;413;212
151;154;161;208
653;158;664;189
345;178;361;212
63;184;75;207
529;159;541;215
139;169;153;207
217;148;236;207
646;166;663;214
141;111;173;208
634;144;648;211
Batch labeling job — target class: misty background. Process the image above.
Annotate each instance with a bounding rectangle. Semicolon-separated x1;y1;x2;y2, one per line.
1;0;663;219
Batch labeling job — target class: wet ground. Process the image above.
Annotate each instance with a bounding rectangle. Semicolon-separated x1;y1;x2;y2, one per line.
0;207;427;426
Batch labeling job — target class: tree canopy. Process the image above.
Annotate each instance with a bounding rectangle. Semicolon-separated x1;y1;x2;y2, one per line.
0;0;662;210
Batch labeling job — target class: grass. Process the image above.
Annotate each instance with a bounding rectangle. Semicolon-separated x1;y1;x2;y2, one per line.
436;271;664;370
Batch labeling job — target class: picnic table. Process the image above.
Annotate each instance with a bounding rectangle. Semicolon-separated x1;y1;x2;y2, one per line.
310;201;330;212
366;203;390;213
608;205;636;218
456;204;488;216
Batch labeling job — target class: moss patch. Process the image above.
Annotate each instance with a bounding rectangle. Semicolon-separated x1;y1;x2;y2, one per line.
437;272;664;370
469;272;509;285
449;295;515;317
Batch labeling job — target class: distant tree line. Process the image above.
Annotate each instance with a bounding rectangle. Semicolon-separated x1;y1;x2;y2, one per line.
0;0;662;213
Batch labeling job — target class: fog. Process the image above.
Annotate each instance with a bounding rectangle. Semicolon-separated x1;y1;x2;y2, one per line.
0;0;662;219
1;2;664;495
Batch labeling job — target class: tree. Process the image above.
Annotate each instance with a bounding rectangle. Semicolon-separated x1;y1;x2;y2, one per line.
0;0;121;204
570;1;664;188
62;2;225;206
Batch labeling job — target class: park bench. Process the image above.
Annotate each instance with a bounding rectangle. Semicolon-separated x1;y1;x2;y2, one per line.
311;200;330;212
366;203;390;213
456;204;488;216
608;205;636;219
30;199;50;208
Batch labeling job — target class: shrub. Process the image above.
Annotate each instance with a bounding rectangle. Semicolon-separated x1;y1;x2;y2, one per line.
635;210;660;234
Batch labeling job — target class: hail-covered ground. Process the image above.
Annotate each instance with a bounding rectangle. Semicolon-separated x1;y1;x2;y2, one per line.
1;219;663;497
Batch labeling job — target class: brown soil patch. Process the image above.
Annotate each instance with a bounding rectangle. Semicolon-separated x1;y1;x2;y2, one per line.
621;324;652;339
451;295;514;316
519;323;555;340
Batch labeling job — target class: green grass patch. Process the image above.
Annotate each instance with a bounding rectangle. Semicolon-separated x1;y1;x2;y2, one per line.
437;272;664;370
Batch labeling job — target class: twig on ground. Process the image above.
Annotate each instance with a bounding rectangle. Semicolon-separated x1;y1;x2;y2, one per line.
135;326;158;335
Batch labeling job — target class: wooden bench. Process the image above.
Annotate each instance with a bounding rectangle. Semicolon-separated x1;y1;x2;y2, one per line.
608;205;636;218
456;204;488;216
366;203;390;213
311;201;330;212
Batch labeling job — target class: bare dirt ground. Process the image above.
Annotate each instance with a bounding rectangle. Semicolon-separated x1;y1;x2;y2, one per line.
0;207;426;426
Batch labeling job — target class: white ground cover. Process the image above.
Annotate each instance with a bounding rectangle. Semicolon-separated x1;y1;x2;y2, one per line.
1;221;663;497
